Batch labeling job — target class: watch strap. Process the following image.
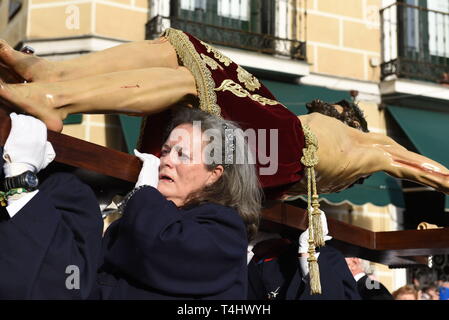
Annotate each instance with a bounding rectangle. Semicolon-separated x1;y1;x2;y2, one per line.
3;171;38;192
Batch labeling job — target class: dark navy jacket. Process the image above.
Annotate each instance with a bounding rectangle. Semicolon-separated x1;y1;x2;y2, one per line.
356;275;393;300
0;168;248;299
248;239;360;300
93;186;248;299
0;172;103;299
296;244;361;300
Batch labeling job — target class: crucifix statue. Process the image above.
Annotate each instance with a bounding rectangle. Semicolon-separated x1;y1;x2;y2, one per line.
0;29;447;200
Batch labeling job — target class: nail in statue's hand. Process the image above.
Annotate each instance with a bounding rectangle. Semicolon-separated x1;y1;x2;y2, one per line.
134;149;160;189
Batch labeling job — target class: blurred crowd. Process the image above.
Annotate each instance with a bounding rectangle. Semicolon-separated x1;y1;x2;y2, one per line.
393;280;449;300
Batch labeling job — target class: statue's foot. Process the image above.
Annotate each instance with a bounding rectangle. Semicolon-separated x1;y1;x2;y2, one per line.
0;40;59;83
0;80;64;132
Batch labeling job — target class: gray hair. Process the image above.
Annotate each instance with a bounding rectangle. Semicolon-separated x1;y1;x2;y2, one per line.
164;106;262;241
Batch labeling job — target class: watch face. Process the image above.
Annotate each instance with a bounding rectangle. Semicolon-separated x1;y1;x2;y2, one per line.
24;172;39;188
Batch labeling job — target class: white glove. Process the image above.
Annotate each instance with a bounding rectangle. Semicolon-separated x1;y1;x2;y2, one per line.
299;255;311;278
298;208;332;254
3;113;55;177
247;245;254;265
134;149;160;188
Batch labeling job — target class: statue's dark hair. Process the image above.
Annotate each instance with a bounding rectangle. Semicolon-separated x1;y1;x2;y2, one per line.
305;99;369;132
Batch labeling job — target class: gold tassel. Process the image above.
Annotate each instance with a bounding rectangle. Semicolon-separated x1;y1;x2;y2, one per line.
312;196;325;247
308;240;321;295
301;124;324;295
310;161;324;247
301;126;325;247
307;184;321;295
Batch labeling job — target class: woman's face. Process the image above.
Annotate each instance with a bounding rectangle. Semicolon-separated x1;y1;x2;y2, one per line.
157;123;223;207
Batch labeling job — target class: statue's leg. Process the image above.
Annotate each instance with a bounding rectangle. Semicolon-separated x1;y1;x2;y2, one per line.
0;66;196;132
359;132;449;194
0;40;59;82
0;38;179;83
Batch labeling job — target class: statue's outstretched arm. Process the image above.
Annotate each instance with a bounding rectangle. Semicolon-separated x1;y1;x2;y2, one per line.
303;114;449;195
358;132;449;195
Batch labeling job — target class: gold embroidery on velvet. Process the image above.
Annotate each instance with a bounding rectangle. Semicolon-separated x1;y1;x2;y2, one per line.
236;65;261;91
163;28;221;116
215;79;279;106
200;41;232;67
200;53;223;70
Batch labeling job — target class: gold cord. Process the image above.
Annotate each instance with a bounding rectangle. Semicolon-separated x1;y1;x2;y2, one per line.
300;124;324;295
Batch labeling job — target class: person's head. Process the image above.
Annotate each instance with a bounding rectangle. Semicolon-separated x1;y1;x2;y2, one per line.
421;285;440;300
345;257;370;277
392;285;418;300
157;106;262;240
440;72;449;84
438;281;449;300
439;281;449;289
305;99;369;132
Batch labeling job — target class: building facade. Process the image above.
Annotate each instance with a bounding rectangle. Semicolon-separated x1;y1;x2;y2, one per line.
1;0;448;294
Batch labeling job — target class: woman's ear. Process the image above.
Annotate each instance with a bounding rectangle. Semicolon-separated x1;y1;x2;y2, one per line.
207;165;224;185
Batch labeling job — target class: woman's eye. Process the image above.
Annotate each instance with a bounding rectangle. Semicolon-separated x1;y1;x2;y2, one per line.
161;149;170;156
178;151;190;161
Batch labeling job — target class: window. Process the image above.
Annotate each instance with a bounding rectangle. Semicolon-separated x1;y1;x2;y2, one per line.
8;0;22;22
401;0;449;58
427;0;449;58
163;0;304;60
403;0;420;53
174;0;274;34
217;0;250;21
382;0;449;82
180;0;206;11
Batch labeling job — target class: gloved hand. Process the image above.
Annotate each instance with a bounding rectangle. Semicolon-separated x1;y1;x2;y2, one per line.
134;149;160;188
3;113;55;177
298;208;331;277
298;208;331;254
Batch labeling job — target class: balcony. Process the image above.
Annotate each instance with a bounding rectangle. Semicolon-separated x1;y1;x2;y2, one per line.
145;13;306;62
381;2;449;84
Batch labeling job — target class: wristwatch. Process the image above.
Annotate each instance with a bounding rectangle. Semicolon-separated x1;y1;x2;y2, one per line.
3;170;39;192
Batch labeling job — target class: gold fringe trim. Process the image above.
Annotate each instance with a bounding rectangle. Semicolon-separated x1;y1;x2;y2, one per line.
163;28;221;117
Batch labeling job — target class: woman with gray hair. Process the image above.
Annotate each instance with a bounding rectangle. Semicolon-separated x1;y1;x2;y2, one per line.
94;106;262;299
0;106;262;299
161;106;262;240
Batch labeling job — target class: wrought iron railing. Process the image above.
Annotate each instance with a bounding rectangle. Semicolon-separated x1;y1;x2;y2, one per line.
146;15;306;61
381;2;449;84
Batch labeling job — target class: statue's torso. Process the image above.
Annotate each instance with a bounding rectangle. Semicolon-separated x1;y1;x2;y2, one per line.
289;113;370;195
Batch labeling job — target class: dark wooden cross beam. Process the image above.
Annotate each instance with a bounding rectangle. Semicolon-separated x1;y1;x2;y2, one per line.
1;108;448;268
261;201;449;267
